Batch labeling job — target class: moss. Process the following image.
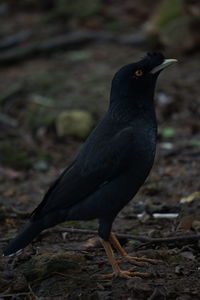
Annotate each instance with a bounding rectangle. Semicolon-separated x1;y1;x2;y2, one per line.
79;220;97;229
62;220;80;227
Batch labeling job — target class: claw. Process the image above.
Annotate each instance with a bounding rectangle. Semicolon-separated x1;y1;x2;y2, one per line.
123;255;158;265
100;235;156;281
121;256;145;266
109;233;159;266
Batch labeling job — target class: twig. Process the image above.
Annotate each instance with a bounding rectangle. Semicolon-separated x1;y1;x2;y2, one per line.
3;227;200;244
28;283;38;300
0;237;12;242
9;207;30;217
54;226;200;244
0;30;147;65
147;288;159;300
0;291;31;298
0;112;18;127
0;30;32;50
0;30;102;65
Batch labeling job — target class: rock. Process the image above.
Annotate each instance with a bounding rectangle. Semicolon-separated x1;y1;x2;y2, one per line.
56;110;94;139
33;160;49;172
175;265;183;274
160;142;174;150
180;251;195;260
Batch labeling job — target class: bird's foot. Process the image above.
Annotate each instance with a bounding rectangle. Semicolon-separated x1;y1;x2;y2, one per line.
122;255;158;266
109;233;158;266
100;237;155;280
101;269;152;279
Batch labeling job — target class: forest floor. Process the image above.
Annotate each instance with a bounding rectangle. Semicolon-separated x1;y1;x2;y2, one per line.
0;1;200;300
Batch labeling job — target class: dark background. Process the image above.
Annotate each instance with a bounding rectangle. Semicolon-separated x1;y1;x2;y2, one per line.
0;1;200;299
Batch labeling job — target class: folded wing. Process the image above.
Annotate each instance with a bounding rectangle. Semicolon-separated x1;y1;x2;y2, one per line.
31;126;134;221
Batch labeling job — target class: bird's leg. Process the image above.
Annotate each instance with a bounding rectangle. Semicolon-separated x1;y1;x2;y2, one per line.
109;233;157;266
100;238;151;279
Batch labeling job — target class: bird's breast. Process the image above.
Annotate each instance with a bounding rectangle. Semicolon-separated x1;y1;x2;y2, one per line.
129;123;157;176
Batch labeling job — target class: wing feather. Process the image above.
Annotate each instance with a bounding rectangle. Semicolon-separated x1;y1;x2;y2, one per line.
31;126;134;220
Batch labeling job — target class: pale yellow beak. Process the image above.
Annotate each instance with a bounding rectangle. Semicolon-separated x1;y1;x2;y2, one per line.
150;59;178;74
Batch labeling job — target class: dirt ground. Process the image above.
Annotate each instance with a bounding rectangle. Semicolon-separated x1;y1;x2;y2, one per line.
0;1;200;300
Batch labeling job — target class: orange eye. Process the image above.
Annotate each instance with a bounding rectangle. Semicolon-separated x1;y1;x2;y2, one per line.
134;70;143;77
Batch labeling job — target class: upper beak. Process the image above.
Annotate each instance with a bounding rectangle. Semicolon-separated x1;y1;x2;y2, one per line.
150;59;178;74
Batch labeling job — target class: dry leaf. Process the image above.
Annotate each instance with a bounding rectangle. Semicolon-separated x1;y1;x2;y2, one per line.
180;191;200;204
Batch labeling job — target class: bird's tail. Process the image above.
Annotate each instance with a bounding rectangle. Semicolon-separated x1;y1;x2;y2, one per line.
3;220;43;256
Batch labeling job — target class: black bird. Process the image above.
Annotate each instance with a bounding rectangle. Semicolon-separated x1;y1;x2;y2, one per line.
3;53;177;279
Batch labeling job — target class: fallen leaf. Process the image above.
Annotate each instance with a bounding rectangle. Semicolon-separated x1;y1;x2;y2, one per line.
0;166;22;180
82;237;100;248
176;215;195;232
180;192;200;203
180;251;195;260
5;218;16;226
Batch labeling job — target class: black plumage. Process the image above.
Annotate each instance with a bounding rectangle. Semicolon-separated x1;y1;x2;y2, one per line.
3;53;177;278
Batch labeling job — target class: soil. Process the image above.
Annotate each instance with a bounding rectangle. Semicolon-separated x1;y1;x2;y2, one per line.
0;1;200;300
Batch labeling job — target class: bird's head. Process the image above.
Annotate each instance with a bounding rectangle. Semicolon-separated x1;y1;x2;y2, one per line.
110;53;177;108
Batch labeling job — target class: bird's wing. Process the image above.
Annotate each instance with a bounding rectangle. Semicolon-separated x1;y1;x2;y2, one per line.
31;126;134;220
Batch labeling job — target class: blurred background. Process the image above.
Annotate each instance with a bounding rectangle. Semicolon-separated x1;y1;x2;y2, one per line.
0;0;200;298
1;0;199;203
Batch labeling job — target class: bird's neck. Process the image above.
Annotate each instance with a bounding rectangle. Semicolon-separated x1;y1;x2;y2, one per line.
108;94;156;124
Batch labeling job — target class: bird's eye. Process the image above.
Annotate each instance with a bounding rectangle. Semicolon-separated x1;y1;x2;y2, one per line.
134;70;143;77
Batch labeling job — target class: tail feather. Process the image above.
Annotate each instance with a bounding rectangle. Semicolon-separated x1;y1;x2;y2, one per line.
3;221;43;256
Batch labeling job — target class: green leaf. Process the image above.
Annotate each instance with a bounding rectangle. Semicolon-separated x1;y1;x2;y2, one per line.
159;127;175;138
190;139;200;147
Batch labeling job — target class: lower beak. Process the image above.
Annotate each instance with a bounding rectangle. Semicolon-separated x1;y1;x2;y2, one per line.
150;59;178;74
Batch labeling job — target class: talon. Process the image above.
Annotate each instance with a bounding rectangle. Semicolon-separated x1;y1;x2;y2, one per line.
122;256;145;266
125;255;158;265
100;236;154;281
109;233;159;266
101;273;115;279
127;271;152;278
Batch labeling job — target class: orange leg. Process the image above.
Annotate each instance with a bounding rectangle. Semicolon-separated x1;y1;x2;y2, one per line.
109;233;157;266
100;238;151;279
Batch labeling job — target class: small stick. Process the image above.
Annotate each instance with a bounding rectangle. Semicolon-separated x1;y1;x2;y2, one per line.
0;237;12;242
2;227;200;245
54;226;200;244
147;287;159;300
0;292;31;298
